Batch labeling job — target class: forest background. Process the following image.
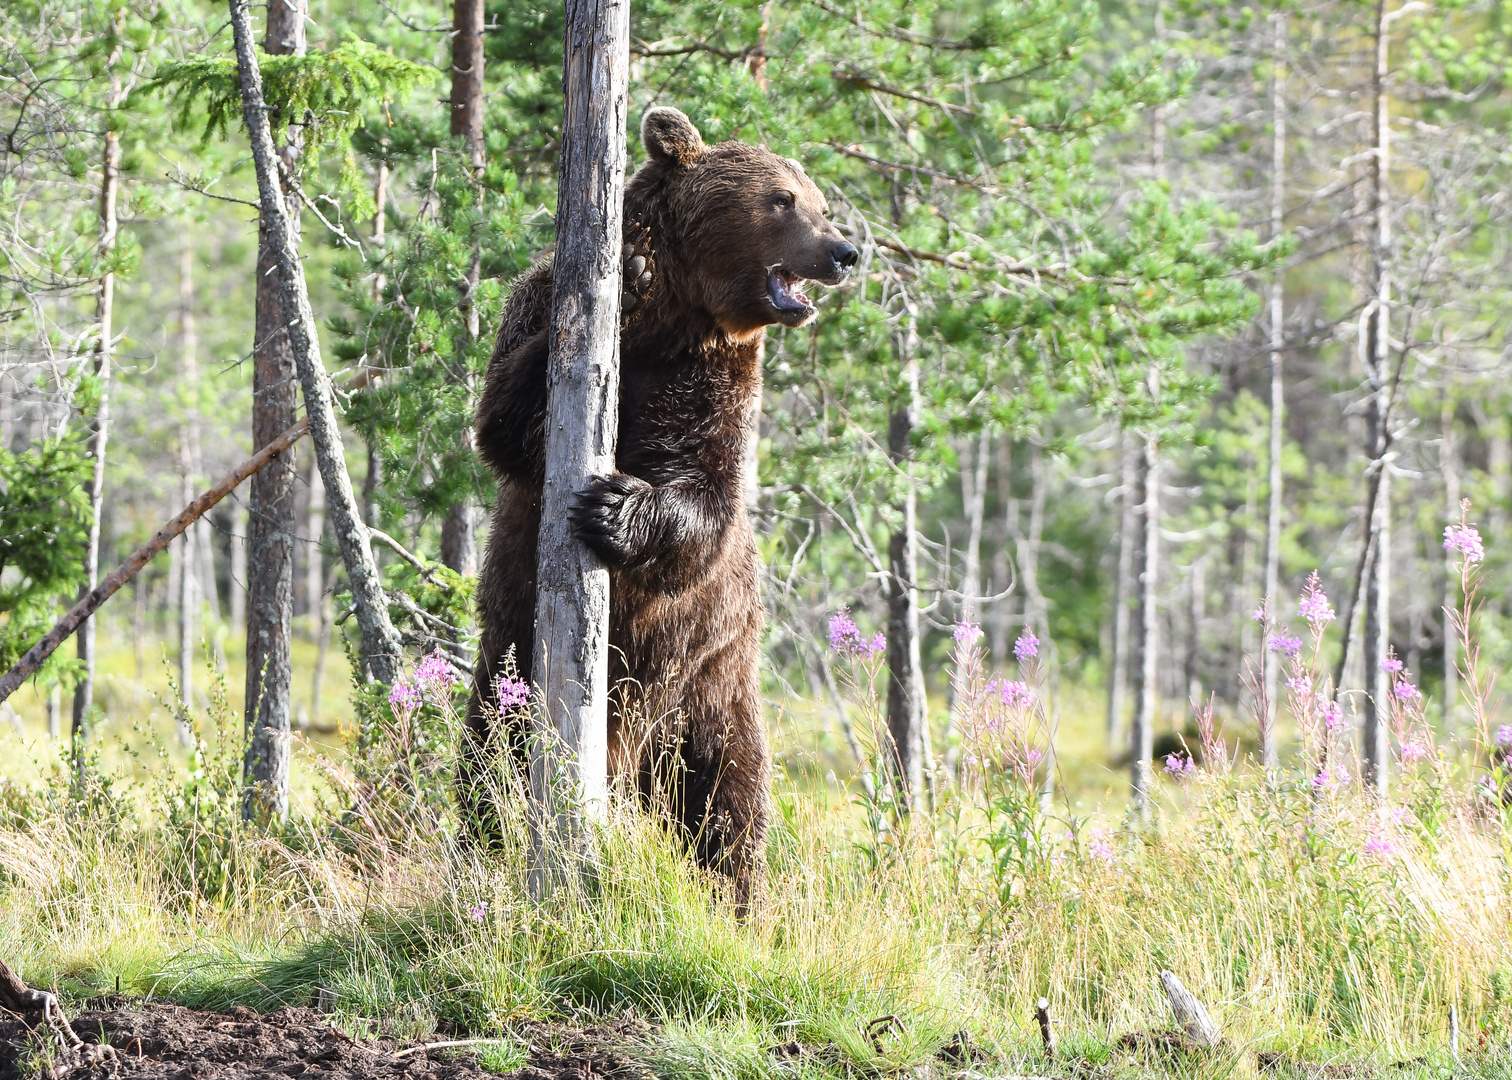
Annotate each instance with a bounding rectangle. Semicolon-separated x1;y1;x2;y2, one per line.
4;0;1512;1071
5;0;1510;808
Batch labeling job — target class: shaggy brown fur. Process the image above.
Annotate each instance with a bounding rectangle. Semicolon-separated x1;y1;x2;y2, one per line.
462;107;857;910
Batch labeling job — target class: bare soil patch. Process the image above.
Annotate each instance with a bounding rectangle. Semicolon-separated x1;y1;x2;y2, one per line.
0;999;652;1080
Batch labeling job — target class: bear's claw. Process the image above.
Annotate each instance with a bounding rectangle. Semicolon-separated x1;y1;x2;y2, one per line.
620;223;656;319
569;473;655;566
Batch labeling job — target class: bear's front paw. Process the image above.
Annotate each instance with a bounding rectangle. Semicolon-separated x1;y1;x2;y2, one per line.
569;473;655;566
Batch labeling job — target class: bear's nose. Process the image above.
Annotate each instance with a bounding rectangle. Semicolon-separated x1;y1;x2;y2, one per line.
830;242;859;276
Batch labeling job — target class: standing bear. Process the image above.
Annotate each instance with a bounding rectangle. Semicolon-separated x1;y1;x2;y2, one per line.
463;107;858;908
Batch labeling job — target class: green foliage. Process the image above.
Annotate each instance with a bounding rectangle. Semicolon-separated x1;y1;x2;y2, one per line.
0;435;93;684
149;39;434;168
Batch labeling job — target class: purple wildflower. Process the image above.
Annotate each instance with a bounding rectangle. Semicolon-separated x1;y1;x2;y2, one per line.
1014;629;1039;661
1269;634;1303;657
1086;829;1116;865
388;680;421;714
415;648;459;698
1443;522;1485;564
1251;605;1268;623
954;621;984;645
988;678;1033;708
1320;697;1345;732
1394;681;1421;702
829;610;885;657
467;901;489;922
1399;741;1429;764
1364;834;1398;858
828;610;861;652
1164;753;1196;777
495;675;531;710
1286;676;1311;693
1298;574;1335;626
1498;724;1512;748
1381;657;1403;673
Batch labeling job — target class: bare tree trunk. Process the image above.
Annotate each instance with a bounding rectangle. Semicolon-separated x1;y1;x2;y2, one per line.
527;0;629;897
228;503;247;631
1441;389;1459;728
71;29;123;777
886;312;927;810
1485;400;1510;537
1107;431;1136;747
1132;430;1159;819
176;433;197;742
943;428;989;777
441;0;487;575
1260;10;1287;771
229;0;405;821
1360;0;1393;799
990;437;1013;666
243;0;305;820
304;448;325;634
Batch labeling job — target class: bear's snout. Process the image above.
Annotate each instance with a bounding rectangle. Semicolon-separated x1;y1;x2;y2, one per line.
829;241;859;279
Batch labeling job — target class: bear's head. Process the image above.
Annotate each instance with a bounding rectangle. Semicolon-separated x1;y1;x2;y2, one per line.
630;107;858;335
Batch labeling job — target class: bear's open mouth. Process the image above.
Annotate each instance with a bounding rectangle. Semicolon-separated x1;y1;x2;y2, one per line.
767;268;813;315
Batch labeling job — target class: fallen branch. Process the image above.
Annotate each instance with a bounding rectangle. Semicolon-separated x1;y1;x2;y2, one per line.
392;1038;517;1060
0;417;309;705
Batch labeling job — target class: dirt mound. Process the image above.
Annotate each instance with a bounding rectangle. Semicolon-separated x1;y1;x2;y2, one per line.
0;1000;652;1080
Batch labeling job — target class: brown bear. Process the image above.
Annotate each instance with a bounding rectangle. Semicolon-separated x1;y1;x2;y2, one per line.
462;107;857;909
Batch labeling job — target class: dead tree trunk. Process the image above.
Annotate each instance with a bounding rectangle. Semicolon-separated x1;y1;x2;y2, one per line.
1260;10;1287;771
1440;388;1459;727
1360;0;1394;799
886;310;928;810
71;29;123;775
527;0;630;897
1107;431;1136;748
304;448;325;634
230;0;405;821
1132;429;1159;818
440;0;487;575
243;0;304;819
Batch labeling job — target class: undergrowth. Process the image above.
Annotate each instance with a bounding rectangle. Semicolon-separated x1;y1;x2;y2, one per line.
1;511;1511;1079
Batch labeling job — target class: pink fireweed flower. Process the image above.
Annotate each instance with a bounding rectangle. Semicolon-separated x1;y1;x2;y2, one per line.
829;609;885;657
1381;657;1403;673
1319;697;1345;732
1399;740;1429;764
1443;522;1485;564
1394;681;1421;702
1286;676;1311;693
388;680;421;714
1496;724;1512;748
1313;767;1348;792
1364;833;1399;858
1014;629;1039;661
1251;605;1267;623
414;648;460;700
1086;828;1116;865
1270;634;1302;657
1298;573;1335;626
954;620;983;644
988;678;1034;708
494;675;531;710
467;901;489;922
1164;752;1196;777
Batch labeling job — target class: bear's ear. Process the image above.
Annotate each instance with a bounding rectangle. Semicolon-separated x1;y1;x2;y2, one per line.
641;107;705;169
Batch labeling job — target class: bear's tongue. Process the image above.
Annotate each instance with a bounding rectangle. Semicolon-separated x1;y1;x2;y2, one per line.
767;269;811;313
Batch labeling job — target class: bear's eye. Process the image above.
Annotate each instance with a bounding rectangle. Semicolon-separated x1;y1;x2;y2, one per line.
771;192;795;212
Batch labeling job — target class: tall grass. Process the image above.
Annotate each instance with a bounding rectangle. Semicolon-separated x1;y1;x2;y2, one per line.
2;530;1512;1075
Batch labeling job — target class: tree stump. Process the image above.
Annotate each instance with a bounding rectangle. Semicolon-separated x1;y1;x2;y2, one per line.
1158;970;1221;1047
